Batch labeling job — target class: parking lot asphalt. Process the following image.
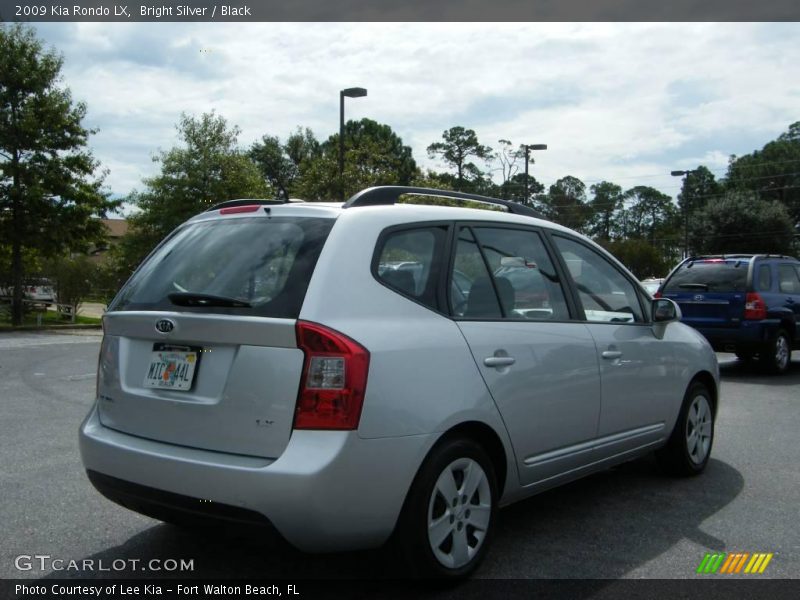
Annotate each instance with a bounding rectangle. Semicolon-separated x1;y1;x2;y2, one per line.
1;330;798;583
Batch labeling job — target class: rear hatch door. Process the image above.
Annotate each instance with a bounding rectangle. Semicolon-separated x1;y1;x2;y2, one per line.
97;211;334;459
661;258;749;329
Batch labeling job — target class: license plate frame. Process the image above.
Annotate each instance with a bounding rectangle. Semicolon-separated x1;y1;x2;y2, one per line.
143;343;202;391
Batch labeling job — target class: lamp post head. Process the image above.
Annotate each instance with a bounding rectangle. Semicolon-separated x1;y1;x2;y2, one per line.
342;87;368;98
526;144;548;151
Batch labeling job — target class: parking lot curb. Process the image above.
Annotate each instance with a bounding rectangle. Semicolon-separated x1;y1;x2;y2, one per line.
0;324;102;332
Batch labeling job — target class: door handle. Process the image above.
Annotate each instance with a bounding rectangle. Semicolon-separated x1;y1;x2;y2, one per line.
484;356;516;368
602;350;623;360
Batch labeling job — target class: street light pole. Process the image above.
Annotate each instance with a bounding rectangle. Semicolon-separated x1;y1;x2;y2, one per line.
522;143;547;205
339;87;367;201
671;169;698;259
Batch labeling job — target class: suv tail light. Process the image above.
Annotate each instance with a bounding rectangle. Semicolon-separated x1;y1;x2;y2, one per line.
744;292;766;320
653;291;662;298
294;321;370;430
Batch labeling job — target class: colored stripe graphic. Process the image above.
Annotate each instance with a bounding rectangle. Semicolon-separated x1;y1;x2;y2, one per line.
697;553;726;574
697;552;774;574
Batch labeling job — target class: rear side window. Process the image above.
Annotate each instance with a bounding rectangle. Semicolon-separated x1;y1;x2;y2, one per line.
376;226;448;311
663;260;748;293
778;265;800;294
111;217;334;318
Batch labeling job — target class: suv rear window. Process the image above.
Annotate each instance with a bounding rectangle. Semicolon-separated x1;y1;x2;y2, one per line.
111;216;334;318
663;259;748;293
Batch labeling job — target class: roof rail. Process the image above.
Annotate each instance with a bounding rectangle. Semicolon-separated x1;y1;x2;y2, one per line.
342;186;544;219
204;198;302;212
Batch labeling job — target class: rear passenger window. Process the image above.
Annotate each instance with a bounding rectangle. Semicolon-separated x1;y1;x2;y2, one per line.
450;226;570;321
376;226;447;311
778;265;800;294
757;265;772;292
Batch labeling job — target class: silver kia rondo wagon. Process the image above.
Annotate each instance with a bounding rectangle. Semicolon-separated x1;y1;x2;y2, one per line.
80;186;719;578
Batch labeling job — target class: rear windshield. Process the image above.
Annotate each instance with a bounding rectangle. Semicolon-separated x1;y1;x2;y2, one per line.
110;216;334;318
663;260;748;293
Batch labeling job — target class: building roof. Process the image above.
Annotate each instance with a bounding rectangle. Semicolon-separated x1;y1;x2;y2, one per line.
101;219;129;238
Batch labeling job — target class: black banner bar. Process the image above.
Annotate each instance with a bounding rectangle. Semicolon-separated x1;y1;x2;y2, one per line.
3;579;800;600
0;0;799;22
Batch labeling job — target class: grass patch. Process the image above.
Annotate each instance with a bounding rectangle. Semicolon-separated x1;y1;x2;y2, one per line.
0;306;101;328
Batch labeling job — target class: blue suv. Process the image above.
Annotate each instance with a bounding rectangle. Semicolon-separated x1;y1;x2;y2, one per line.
659;254;800;373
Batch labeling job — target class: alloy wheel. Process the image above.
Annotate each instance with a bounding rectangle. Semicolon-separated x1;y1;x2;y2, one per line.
685;394;712;465
427;457;492;569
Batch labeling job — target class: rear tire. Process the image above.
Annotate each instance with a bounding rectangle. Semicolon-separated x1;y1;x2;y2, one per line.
759;329;791;374
395;438;497;579
657;382;714;476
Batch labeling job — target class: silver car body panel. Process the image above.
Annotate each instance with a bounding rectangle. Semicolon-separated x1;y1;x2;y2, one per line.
81;406;433;551
456;320;601;486
98;315;303;458
80;201;721;552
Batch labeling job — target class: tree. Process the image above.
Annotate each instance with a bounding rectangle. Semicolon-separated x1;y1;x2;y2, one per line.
494;139;523;198
677;165;721;215
688;191;795;255
623;186;678;244
427;126;493;191
46;255;97;318
249;127;320;200
540;176;590;232
499;172;544;204
0;24;116;325
725;122;800;228
295;118;416;200
586;181;624;241
600;238;669;279
123;111;270;270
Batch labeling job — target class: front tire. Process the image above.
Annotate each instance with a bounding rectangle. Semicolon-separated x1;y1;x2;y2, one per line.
396;438;497;579
759;329;792;374
657;382;714;476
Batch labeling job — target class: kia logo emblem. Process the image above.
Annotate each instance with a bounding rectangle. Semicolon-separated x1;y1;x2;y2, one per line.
155;319;175;333
694;294;704;301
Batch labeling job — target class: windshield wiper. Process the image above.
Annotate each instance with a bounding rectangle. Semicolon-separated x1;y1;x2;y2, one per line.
678;283;709;290
168;292;251;308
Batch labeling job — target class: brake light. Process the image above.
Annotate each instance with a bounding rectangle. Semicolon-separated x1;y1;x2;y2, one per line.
294;321;370;430
220;205;261;214
653;291;662;298
744;292;766;320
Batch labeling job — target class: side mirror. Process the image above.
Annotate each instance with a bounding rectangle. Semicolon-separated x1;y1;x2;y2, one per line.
653;298;681;323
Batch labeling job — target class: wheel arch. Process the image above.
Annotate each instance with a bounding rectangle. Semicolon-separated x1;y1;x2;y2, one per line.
434;421;509;495
690;370;718;417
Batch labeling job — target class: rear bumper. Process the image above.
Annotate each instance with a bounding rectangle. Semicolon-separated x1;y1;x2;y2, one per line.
79;405;433;552
691;320;777;353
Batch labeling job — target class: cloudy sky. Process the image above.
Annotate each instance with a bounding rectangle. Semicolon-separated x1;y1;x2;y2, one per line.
33;22;800;209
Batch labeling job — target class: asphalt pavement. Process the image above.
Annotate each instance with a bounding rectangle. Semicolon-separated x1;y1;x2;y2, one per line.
1;330;798;583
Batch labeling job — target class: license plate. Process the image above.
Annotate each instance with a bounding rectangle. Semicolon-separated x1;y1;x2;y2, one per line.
143;346;199;391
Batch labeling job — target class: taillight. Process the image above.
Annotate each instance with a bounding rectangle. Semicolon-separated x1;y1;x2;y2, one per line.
744;292;766;320
653;291;662;298
294;321;370;430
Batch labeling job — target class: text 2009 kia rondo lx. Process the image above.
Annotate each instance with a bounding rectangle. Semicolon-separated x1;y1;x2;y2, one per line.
80;187;719;578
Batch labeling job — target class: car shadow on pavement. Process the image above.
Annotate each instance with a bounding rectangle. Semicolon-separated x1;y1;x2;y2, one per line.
717;355;800;386
37;456;743;586
487;456;742;578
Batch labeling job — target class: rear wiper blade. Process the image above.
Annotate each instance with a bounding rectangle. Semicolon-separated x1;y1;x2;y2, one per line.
168;292;251;308
678;283;709;290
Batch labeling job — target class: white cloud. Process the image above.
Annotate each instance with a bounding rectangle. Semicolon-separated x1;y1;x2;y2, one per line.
32;22;800;202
